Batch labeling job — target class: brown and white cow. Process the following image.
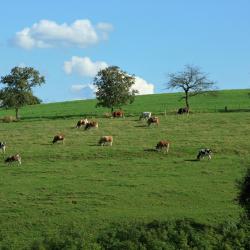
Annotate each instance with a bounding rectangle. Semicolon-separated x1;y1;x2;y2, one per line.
5;154;21;165
52;134;65;144
147;116;159;126
98;136;113;146
156;140;170;153
112;111;124;118
84;121;99;130
76;119;88;128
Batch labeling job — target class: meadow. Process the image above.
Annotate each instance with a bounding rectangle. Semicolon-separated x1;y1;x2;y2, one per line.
0;89;250;248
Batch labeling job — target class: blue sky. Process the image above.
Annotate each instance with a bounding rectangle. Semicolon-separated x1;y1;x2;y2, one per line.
0;0;249;102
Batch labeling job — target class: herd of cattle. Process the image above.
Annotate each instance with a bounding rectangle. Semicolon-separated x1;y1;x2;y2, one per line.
0;108;212;165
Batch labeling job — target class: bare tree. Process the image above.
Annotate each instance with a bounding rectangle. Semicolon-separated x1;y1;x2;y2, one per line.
167;65;216;110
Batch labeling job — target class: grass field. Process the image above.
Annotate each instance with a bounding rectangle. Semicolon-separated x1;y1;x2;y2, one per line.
0;89;250;248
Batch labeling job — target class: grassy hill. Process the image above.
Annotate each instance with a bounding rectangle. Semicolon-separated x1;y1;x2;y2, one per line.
0;89;250;248
0;89;250;120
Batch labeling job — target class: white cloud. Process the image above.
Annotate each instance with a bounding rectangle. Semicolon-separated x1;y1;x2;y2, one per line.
12;19;113;49
132;76;155;95
71;83;97;93
64;56;108;77
70;83;96;99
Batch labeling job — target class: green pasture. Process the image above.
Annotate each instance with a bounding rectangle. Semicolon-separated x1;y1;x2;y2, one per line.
0;89;249;120
0;89;250;248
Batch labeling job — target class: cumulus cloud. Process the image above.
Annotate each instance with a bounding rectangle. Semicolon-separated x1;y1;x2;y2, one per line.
70;83;96;99
71;83;96;93
64;56;108;77
12;19;113;49
132;76;155;95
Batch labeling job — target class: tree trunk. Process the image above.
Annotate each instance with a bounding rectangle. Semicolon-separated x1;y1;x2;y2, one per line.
15;108;20;120
185;91;190;110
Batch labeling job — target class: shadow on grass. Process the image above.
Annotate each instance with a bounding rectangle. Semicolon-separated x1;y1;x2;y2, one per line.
218;108;250;113
88;144;99;147
134;125;147;128
185;159;199;162
144;148;158;152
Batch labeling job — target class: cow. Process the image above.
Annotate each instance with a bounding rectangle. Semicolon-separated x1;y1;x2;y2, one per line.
156;140;170;153
0;142;6;154
197;148;212;160
5;154;21;165
98;136;113;146
139;112;152;121
76;119;88;128
112;111;124;118
177;107;189;114
147;116;159;126
52;134;65;144
84;121;99;130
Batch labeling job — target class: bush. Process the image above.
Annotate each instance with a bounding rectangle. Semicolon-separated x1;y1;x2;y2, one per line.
238;168;250;219
29;225;98;250
97;219;250;250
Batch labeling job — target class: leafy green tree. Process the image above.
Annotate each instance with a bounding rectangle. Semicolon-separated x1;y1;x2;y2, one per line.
93;66;138;112
0;66;45;119
167;65;215;110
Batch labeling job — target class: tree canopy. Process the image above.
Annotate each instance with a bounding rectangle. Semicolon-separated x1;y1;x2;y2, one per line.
93;66;138;112
167;65;216;109
0;66;45;119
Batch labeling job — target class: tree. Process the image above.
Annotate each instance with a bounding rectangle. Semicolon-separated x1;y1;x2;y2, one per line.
0;66;45;119
167;65;215;110
93;66;138;112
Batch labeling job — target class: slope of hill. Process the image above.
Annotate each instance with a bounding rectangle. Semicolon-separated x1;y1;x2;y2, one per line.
0;89;249;248
0;89;249;119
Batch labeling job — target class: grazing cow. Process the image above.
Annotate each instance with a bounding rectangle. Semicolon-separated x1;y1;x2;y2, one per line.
112;111;124;118
76;119;88;128
147;116;159;126
139;112;151;120
84;121;99;130
0;142;6;154
197;148;212;160
5;154;21;165
99;136;113;146
156;140;170;153
177;107;189;114
52;134;65;144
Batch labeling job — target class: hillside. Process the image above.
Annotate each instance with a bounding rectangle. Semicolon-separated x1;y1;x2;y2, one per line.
0;89;250;248
0;89;250;119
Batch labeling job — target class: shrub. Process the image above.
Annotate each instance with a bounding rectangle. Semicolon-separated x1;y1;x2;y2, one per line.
97;219;250;250
238;168;250;218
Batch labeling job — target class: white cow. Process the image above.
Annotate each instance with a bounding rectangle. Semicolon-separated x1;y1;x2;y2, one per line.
139;112;152;120
0;142;6;154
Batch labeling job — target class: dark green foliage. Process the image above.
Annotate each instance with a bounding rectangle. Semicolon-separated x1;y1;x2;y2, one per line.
29;225;87;250
0;66;45;119
97;219;250;250
238;168;250;218
94;66;138;112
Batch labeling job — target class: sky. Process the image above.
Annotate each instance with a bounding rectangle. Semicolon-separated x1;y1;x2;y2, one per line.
0;0;249;103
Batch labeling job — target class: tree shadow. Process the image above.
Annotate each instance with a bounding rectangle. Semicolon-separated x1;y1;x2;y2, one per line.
219;108;250;113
